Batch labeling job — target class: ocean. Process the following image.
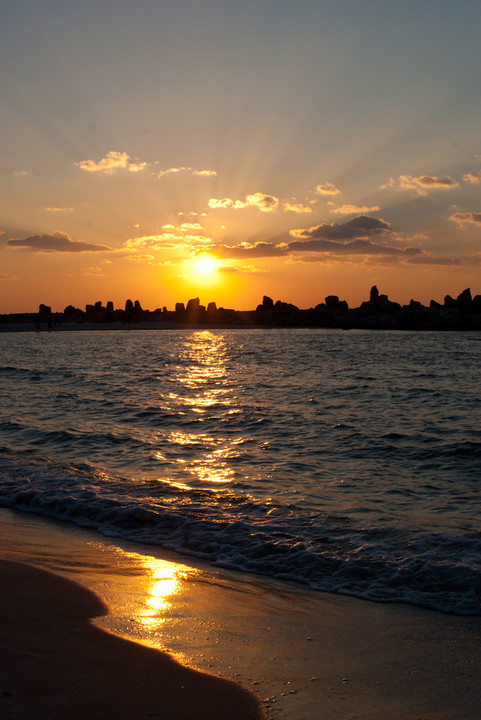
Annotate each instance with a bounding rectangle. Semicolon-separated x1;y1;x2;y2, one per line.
0;327;480;616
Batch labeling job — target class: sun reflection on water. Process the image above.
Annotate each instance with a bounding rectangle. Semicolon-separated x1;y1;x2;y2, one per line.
157;331;244;489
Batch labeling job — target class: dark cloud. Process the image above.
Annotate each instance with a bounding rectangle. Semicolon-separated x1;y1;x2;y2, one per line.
212;234;421;262
406;175;458;188
290;215;392;240
7;232;112;253
287;238;421;256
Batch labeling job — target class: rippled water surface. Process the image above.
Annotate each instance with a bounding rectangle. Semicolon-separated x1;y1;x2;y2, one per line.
0;328;480;613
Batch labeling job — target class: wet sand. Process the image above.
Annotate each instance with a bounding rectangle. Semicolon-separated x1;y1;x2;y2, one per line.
1;508;480;720
0;559;265;720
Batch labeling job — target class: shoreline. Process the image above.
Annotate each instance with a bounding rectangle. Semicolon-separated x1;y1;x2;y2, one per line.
0;320;479;333
0;320;265;333
1;507;480;720
0;559;265;720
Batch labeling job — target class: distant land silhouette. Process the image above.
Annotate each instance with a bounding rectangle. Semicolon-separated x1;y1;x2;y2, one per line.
1;287;481;331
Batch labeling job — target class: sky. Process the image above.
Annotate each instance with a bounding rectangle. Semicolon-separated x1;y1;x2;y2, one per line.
1;0;481;313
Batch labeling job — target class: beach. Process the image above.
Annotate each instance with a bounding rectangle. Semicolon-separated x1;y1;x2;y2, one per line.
0;558;265;720
1;508;480;720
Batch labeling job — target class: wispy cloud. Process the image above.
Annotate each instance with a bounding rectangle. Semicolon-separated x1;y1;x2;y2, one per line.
283;202;313;213
330;204;381;215
7;231;112;253
76;151;147;173
75;152;217;178
449;211;481;226
406;255;464;265
44;206;74;213
463;171;481;184
214;242;286;259
316;183;341;196
381;174;459;196
83;266;106;276
125;223;212;253
157;166;217;177
208;192;279;212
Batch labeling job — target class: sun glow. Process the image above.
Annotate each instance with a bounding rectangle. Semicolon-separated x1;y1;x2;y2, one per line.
194;254;217;275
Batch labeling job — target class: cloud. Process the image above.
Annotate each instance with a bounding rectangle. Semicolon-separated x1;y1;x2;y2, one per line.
0;274;17;280
246;192;279;212
126;223;212;252
157;166;217;177
123;253;156;264
283;202;313;213
7;232;112;253
219;263;263;274
406;255;464;265
76;151;147;173
383;174;459;196
83;266;106;276
212;236;422;262
208;192;279;212
213;242;287;259
316;183;341;196
402;175;458;189
330;204;381;215
126;235;189;250
290;215;392;240
179;222;203;230
208;198;235;209
463;171;481;184
76;153;217;177
449;211;481;226
44;207;74;213
286;237;421;257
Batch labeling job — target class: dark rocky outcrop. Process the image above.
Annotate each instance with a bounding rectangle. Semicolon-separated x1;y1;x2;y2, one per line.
2;287;481;331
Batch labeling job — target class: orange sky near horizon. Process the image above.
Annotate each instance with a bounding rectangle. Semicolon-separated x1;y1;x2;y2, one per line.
1;1;480;314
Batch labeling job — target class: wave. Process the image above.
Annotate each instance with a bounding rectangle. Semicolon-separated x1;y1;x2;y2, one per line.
0;448;479;616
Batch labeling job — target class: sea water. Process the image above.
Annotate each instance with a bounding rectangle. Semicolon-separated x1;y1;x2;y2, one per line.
0;328;479;615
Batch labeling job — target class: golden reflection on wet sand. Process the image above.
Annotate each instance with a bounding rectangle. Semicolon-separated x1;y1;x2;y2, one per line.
119;550;200;631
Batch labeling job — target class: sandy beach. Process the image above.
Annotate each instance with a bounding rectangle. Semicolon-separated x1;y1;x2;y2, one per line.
1;508;480;720
0;559;265;720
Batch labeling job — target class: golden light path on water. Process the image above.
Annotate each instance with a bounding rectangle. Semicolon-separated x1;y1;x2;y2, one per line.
117;332;244;637
156;331;242;489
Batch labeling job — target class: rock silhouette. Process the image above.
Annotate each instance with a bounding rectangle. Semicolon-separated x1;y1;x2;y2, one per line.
1;286;481;331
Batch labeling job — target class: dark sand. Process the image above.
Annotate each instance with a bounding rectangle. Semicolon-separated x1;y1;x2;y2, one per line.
0;560;266;720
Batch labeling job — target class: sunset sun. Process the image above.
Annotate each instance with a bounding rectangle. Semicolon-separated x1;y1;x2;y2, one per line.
194;255;217;276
